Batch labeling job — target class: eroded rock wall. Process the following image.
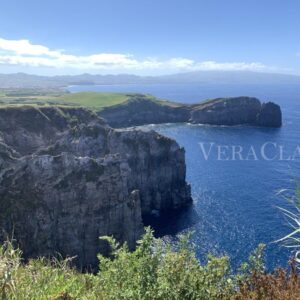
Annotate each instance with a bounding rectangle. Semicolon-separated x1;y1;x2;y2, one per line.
0;106;191;268
98;96;282;128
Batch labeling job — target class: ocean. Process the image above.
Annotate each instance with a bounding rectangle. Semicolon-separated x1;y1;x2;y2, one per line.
68;83;300;270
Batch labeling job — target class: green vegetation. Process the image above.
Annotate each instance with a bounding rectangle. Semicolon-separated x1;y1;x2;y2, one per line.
0;88;184;111
151;97;185;108
276;185;300;266
2;227;298;300
0;89;182;111
57;92;130;109
0;188;300;299
0;90;131;110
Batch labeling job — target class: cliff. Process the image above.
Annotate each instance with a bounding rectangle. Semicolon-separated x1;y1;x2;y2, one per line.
0;106;191;268
98;95;282;128
190;97;282;127
256;102;282;127
99;94;190;127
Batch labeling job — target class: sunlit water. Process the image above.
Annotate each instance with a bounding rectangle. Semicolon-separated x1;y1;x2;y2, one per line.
69;83;300;270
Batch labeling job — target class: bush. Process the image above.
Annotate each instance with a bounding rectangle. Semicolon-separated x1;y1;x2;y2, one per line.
0;228;299;299
232;261;300;300
96;228;235;300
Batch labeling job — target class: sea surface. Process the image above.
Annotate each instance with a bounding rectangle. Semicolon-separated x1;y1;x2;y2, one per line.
69;83;300;270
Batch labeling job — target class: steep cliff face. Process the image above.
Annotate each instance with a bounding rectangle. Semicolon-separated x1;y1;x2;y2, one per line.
190;97;282;127
190;97;261;125
99;95;191;128
108;129;191;216
98;95;282;128
256;102;282;127
0;106;191;268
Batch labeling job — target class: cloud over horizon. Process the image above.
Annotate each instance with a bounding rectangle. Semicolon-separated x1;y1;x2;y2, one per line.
0;37;274;74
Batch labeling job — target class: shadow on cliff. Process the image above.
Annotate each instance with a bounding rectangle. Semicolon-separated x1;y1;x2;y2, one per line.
143;205;200;237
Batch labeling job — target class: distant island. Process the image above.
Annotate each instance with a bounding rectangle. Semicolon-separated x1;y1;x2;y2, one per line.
1;70;300;89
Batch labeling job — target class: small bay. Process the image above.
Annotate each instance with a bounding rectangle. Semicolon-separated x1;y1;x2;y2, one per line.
69;83;300;269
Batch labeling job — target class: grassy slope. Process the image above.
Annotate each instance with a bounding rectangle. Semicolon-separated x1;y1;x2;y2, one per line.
58;92;132;109
0;91;130;110
0;91;183;110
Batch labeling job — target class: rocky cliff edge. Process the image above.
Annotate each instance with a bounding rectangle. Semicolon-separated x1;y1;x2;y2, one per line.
98;95;282;128
0;106;192;268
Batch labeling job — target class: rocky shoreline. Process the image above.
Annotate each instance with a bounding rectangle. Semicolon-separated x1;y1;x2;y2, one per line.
0;95;282;268
99;95;282;128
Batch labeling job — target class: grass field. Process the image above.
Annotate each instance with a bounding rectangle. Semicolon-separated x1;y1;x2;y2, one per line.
0;90;183;110
0;91;132;110
57;92;131;108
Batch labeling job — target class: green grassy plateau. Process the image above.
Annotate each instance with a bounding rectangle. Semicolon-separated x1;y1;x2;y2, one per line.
0;90;131;110
0;89;181;111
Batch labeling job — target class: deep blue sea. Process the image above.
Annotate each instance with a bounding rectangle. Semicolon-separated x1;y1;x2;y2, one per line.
69;83;300;270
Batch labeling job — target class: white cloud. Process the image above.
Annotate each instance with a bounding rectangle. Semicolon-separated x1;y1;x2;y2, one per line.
193;61;267;71
0;37;272;73
0;38;62;57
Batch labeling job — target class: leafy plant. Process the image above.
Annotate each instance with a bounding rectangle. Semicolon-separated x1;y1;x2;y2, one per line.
276;185;300;267
0;226;298;299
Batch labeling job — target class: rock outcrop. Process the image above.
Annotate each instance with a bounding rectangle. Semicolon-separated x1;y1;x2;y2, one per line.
0;106;191;268
98;95;282;128
256;102;282;127
190;97;262;126
190;97;282;127
99;94;190;128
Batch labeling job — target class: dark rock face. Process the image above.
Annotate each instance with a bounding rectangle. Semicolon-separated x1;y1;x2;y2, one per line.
108;129;191;216
99;95;191;128
99;96;282;128
256;102;282;127
190;97;282;127
0;106;191;268
190;97;262;126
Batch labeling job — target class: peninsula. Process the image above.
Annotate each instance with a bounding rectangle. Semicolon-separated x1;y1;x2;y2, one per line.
0;91;282;128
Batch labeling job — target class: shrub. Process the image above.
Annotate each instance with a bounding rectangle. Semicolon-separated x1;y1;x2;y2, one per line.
96;228;235;300
231;261;300;300
0;228;298;299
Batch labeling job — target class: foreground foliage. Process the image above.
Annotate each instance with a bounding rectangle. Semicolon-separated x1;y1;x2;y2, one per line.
276;185;300;266
0;228;299;300
232;262;300;300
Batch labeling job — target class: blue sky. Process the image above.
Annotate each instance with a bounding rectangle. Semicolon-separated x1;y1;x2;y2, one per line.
1;0;300;75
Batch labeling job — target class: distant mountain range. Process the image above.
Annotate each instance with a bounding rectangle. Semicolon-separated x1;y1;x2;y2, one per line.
1;71;300;89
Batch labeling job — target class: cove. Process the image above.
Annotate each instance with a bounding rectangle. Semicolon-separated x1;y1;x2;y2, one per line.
69;83;300;270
